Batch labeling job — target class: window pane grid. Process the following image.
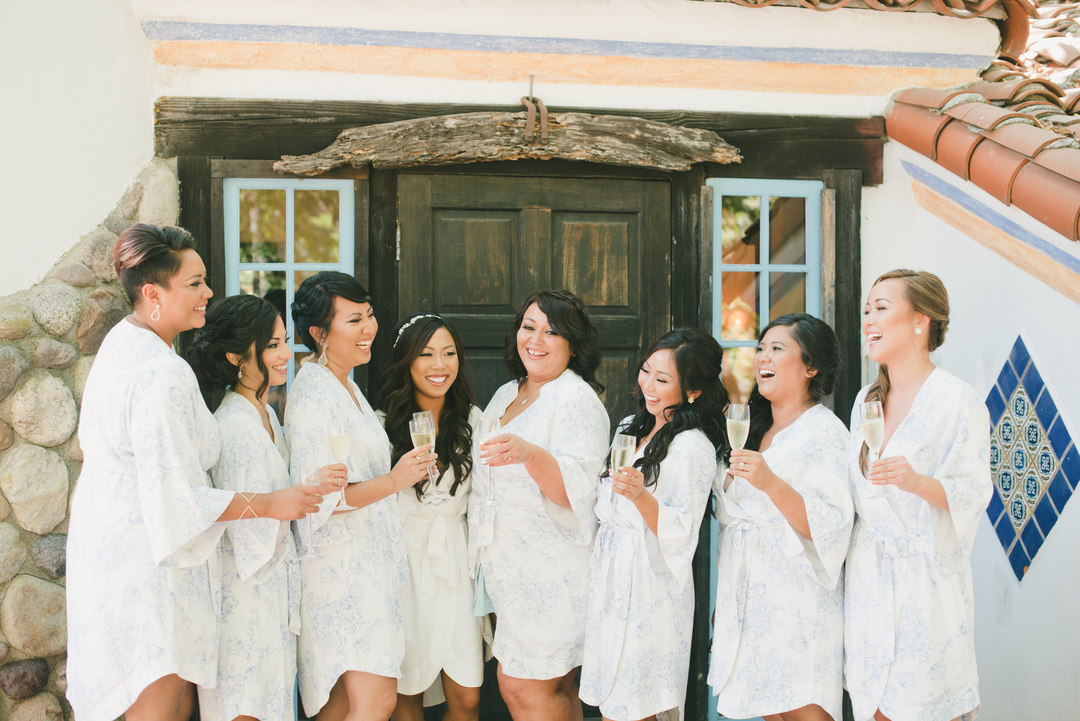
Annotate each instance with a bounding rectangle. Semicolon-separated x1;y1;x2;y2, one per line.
223;177;355;415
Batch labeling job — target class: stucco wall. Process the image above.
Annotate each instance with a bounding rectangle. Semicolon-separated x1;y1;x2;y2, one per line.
861;142;1080;720
0;0;155;296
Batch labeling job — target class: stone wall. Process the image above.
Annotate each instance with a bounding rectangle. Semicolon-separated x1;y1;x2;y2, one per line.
0;158;179;720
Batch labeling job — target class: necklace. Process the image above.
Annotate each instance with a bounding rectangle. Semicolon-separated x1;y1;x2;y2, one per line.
521;396;530;405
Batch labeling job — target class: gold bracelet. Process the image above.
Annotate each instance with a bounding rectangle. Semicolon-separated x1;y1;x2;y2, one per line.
237;492;259;519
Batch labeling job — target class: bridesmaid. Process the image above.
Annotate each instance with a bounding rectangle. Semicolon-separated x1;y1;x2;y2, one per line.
286;271;434;721
709;314;852;721
66;225;321;721
580;327;725;721
470;289;610;721
846;270;990;721
187;294;346;721
377;313;484;721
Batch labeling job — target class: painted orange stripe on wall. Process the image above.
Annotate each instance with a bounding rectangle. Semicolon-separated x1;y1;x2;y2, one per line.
153;41;977;95
910;179;1080;304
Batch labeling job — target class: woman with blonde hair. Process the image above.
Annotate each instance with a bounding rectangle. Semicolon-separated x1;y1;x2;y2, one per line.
845;269;991;721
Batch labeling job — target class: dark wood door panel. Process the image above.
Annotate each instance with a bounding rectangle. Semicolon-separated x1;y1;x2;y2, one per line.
399;173;670;425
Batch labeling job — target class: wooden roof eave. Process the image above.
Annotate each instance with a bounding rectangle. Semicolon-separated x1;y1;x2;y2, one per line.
273;111;742;176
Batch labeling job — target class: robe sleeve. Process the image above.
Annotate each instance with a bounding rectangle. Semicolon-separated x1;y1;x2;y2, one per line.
285;386;341;533
777;417;854;590
540;382;610;544
212;412;288;582
929;389;993;575
129;365;231;568
644;431;716;588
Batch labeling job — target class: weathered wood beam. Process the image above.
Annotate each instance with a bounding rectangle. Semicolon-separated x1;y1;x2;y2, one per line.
274;111;741;175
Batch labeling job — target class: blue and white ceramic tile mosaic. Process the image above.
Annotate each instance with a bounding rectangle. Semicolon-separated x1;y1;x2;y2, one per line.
986;336;1079;580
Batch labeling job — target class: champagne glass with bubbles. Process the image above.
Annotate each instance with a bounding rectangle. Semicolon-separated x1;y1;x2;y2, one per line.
476;417;501;495
328;420;356;511
726;404;750;452
860;400;885;465
610;433;637;477
410;411;444;504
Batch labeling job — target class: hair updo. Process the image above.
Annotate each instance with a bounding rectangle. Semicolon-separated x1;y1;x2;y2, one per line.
186;294;280;412
112;224;197;304
291;271;373;353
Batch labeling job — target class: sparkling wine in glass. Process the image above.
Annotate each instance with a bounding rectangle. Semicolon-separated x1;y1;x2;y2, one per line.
409;415;443;504
476;417;501;495
726;404;750;451
610;433;637;476
328;421;356;511
860;400;885;464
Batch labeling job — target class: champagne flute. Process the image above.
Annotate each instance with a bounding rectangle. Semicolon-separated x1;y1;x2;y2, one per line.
409;415;443;504
610;433;637;476
476;417;501;495
328;421;356;511
726;404;750;451
859;400;885;465
726;404;750;482
294;481;322;560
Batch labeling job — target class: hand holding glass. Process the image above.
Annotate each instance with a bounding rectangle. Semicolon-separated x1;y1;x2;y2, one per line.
860;400;885;464
409;414;443;504
476;417;501;494
610;433;637;476
328;422;356;511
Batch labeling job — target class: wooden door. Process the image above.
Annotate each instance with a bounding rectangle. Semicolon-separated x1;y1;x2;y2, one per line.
398;173;671;427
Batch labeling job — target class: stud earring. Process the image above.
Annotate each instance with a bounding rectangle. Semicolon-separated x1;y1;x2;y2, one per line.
150;305;161;322
915;327;923;336
688;395;695;405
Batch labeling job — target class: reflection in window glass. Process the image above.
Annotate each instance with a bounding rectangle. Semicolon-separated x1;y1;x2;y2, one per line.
238;270;286;299
720;195;761;265
769;196;806;264
239;189;286;263
295;189;341;263
769;272;807;321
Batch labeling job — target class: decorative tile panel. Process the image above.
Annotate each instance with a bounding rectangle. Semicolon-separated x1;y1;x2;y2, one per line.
986;336;1078;581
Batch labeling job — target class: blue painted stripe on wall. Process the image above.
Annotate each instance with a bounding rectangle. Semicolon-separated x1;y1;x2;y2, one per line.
141;20;988;69
902;160;1080;274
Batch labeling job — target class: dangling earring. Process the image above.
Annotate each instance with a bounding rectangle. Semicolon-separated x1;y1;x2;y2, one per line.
237;366;244;382
915;327;923;336
150;304;161;322
318;345;328;366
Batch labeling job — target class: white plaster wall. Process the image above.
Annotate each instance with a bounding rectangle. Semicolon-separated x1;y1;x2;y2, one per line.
0;0;155;295
862;143;1080;720
135;0;1000;117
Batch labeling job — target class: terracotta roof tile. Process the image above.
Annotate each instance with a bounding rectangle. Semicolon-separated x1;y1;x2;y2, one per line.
894;88;983;111
965;78;1066;104
968;139;1031;203
886;103;953;159
1010;161;1080;238
1033;145;1080;179
984;119;1070;154
946;102;1036;129
935;120;986;178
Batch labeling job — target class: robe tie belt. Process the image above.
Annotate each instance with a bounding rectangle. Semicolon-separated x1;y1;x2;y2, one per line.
406;514;466;597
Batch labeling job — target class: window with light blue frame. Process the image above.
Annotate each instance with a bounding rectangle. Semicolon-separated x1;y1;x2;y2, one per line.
706;177;824;721
223;177;355;415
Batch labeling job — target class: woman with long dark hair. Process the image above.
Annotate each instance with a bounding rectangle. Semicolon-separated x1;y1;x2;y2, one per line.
187;294;345;721
66;225;322;721
377;313;483;721
580;327;725;721
708;313;853;721
469;289;610;721
286;272;434;721
845;271;990;721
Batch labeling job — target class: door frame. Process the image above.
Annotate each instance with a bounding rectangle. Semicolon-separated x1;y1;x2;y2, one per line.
177;99;874;720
